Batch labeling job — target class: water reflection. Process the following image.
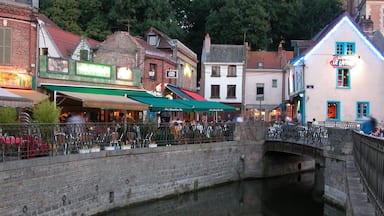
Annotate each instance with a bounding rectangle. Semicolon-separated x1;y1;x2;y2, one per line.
98;169;343;216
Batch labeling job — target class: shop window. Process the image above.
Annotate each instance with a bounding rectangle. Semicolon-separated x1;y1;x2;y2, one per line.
211;66;220;77
227;65;236;77
327;101;340;121
336;68;350;88
0;27;11;64
335;42;355;56
227;85;236;98
211;85;220;98
356;102;369;120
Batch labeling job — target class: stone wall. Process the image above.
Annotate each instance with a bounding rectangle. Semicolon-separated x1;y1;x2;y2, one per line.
0;141;265;216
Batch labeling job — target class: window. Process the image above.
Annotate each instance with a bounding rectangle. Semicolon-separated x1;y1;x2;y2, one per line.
258;62;264;69
335;42;355;56
327;101;340;121
148;34;159;46
211;66;220;77
0;27;11;64
227;85;236;98
256;83;264;101
211;85;220;98
80;49;89;61
336;68;350;88
227;65;236;77
356;102;369;120
272;79;277;88
149;63;156;81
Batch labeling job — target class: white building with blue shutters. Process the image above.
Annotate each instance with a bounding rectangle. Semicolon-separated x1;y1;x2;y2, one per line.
287;13;384;124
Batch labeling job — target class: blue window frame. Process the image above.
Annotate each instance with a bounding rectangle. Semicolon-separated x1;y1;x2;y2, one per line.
356;102;370;120
327;101;340;121
336;68;350;88
335;42;355;56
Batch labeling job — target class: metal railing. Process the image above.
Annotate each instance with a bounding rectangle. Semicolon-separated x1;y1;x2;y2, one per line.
265;122;329;147
0;121;235;162
352;132;384;215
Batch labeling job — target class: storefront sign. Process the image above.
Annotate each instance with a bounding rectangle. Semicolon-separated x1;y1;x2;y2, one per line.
166;69;178;79
0;66;32;89
76;62;111;78
329;56;357;68
48;57;69;73
116;66;133;80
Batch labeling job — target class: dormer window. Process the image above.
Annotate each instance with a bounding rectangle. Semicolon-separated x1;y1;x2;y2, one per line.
147;33;159;47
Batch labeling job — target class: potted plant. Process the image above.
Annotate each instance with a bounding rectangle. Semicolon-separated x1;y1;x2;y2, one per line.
120;141;131;150
79;145;90;154
90;144;100;152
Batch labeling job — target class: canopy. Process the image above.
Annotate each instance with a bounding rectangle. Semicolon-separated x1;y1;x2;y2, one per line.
0;87;33;107
6;89;48;104
180;89;206;101
56;91;148;110
178;100;236;112
129;96;193;112
165;84;193;100
42;84;152;97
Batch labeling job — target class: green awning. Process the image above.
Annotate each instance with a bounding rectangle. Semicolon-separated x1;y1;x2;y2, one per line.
42;84;152;97
178;100;237;112
129;96;193;112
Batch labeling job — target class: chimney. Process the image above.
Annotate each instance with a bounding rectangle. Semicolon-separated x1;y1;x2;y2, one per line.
358;15;374;39
204;34;211;54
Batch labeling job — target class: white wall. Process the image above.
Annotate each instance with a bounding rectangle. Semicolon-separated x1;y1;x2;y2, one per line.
203;63;243;103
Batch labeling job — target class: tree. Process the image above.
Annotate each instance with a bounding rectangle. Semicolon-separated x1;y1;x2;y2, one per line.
206;0;270;50
33;98;62;124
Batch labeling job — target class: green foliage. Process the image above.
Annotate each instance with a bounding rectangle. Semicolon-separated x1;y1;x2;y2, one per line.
0;107;17;123
39;0;344;52
32;98;62;123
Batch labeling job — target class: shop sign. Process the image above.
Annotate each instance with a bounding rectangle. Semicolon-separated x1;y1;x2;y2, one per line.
0;66;32;89
116;66;133;80
166;69;178;79
329;56;357;69
76;62;111;78
48;57;69;73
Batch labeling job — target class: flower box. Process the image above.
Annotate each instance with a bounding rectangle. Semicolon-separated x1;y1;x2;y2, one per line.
105;146;115;151
149;143;157;148
121;145;131;150
79;149;90;154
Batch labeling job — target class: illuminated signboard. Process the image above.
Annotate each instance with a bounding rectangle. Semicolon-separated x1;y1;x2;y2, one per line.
116;66;133;81
0;66;32;89
48;57;69;73
76;62;111;78
166;69;178;79
329;56;357;69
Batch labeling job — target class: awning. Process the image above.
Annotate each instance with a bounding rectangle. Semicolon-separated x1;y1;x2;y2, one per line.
180;89;206;101
179;100;236;112
6;89;48;104
164;84;194;100
129;96;193;112
42;84;152;97
56;91;148;110
0;87;33;107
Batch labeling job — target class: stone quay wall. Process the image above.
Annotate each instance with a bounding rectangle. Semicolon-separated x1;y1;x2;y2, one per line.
0;141;266;216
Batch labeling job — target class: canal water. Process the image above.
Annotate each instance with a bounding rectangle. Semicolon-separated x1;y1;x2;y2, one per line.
98;168;345;216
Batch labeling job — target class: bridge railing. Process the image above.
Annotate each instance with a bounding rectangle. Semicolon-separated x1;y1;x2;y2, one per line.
265;123;329;147
352;131;384;215
0;121;236;162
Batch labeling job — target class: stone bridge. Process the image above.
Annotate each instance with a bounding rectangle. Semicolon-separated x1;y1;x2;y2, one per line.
238;121;381;216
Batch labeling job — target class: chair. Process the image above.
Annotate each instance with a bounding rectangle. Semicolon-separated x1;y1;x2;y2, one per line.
54;132;66;155
126;132;137;148
142;132;153;148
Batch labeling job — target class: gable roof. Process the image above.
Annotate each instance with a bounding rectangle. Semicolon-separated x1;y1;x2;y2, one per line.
247;50;293;69
38;14;100;58
135;37;176;63
205;44;246;63
291;12;384;65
